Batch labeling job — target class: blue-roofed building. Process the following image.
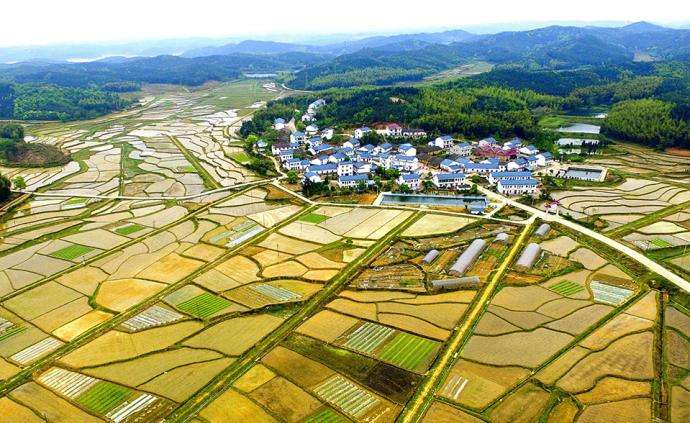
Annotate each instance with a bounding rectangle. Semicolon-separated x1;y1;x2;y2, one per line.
520;144;539;156
378;142;393;153
397;173;422;191
465;162;501;175
307;163;338;175
337;173;372;188
398;143;416;157
488;171;533;185
451;142;473;157
433;173;467;190
337;161;355;176
497;178;539;196
354;127;372;138
290;131;306;144
431;135;454;149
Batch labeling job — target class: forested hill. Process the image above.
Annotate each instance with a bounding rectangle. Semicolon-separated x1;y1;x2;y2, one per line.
286;23;690;90
0;52;327;121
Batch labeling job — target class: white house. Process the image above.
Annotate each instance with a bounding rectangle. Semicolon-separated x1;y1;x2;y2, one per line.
497;178;539;196
305;124;319;135
488;171;533;185
519;144;539;156
321;128;334;140
278;149;294;162
375;123;403;137
431;135;454;149
398;143;416;157
433;173;467;189
301;113;316;122
273;118;286;130
354;127;372;139
306;163;338;176
535;152;554;167
337;161;355;176
478;137;497;147
398;173;421;191
343;137;360;150
450;142;473;157
387;154;419;172
303;171;322;183
402;128;427;138
290;131;306;144
337;174;372;188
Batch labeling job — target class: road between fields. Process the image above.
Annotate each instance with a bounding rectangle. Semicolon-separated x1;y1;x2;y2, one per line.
167;211;422;422
477;186;690;293
398;217;536;422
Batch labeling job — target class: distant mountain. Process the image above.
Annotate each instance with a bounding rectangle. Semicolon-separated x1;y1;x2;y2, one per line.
288;22;690;90
182;29;478;58
182;40;316;57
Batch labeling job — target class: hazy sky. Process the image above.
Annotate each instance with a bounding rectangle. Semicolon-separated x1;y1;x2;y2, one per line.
2;0;689;46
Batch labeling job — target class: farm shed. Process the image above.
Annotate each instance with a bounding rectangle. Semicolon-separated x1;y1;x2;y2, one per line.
535;223;551;237
516;243;542;270
495;232;509;243
423;249;440;264
430;276;482;291
449;239;487;276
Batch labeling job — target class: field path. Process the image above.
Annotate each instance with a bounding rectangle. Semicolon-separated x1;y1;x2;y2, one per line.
479;186;690;293
398;217;536;422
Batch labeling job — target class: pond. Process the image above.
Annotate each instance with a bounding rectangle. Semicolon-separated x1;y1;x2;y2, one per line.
558;123;601;134
380;193;488;213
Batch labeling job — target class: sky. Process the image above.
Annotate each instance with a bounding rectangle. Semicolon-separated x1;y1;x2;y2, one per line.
2;0;689;47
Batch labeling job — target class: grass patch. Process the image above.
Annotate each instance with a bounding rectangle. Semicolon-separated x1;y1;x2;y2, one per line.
299;213;329;224
651;238;673;248
177;292;232;318
49;244;95;260
76;381;131;415
64;198;86;206
548;280;584;296
114;223;146;236
0;325;26;342
378;332;438;372
229;151;252;164
304;408;348;423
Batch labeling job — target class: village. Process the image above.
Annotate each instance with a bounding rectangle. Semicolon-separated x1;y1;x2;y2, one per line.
266;99;607;209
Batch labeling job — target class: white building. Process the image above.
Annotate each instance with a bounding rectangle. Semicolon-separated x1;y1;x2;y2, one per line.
273;118;286;130
450;142;473;157
354;127;372;139
290;131;306;144
386;154;419;172
321;128;334;140
337;174;372;188
488;171;533;185
431;135;454;149
337;161;355;176
305;124;319;135
398;143;416;157
497;178;539;196
398;173;421;191
433;173;467;189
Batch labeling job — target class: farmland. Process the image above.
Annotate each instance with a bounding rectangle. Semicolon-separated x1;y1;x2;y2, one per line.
0;80;687;423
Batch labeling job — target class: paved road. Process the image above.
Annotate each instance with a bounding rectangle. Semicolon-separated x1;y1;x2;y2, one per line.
478;186;690;293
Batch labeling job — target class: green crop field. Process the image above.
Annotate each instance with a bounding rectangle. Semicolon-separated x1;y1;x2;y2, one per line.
50;244;95;261
0;325;26;342
378;332;438;372
304;408;348;423
229;151;252;164
651;238;673;248
177;292;232;318
114;223;146;236
64;197;86;206
76;382;131;415
300;213;329;224
548;280;585;296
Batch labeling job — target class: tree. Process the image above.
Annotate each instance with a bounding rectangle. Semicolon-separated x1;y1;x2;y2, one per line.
286;170;299;184
470;174;482;184
468;183;479;195
399;183;412;194
422;180;434;192
356;180;367;192
0;174;11;201
12;175;26;190
0;123;24;141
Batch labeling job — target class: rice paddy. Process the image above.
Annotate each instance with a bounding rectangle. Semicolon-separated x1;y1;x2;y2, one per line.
0;81;681;423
